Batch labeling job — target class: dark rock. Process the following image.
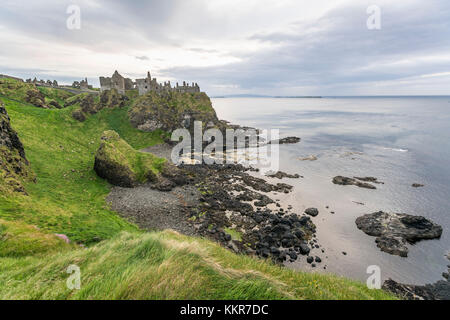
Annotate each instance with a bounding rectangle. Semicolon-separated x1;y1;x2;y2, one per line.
315;256;322;263
333;176;376;189
307;256;314;264
354;177;384;184
268;137;301;145
299;243;311;255
266;171;300;179
355;211;442;257
305;208;319;217
288;251;298;260
0;100;34;194
382;279;450;300
412;183;424;188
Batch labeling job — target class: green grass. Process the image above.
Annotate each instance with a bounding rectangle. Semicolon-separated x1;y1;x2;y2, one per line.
37;86;73;106
224;227;243;241
0;219;72;257
0;81;398;300
97;130;166;183
0;96;164;244
0;230;396;300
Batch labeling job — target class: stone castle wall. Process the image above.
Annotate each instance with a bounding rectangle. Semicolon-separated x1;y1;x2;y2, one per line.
101;70;201;96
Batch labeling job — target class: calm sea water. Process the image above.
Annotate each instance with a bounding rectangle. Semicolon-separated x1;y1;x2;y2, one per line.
212;97;450;285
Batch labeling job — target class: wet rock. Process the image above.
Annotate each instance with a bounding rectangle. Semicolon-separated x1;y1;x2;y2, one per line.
266;171;300;179
355;211;443;257
382;279;450;300
305;208;319;217
354;177;384;184
332;176;376;189
307;256;314;264
412;183;425;188
268;136;301;145
299;243;310;255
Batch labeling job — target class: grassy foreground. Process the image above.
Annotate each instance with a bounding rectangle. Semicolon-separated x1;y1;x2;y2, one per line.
0;80;396;300
0;230;395;300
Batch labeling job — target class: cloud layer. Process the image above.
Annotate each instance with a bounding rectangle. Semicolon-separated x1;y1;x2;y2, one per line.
0;0;449;95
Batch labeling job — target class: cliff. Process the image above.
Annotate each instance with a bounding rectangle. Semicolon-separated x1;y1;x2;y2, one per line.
0;100;34;194
129;91;220;132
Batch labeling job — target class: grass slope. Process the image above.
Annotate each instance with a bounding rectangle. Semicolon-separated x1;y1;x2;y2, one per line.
0;96;164;244
0;230;395;300
0;81;397;300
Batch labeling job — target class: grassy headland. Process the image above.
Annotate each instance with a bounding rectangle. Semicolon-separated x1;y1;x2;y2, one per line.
0;79;396;300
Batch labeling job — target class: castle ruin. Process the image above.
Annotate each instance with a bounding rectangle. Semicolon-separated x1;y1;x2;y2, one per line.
100;70;200;96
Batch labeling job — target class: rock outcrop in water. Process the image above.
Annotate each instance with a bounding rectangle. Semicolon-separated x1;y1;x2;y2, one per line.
268;137;301;145
355;211;443;257
266;171;301;179
332;176;377;189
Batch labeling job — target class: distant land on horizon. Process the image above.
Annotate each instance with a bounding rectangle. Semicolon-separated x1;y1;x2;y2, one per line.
211;94;450;99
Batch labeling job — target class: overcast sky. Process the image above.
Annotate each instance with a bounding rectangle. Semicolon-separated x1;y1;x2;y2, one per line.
1;0;449;95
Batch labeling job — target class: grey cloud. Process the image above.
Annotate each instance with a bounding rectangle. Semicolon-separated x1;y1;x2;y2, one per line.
1;0;449;95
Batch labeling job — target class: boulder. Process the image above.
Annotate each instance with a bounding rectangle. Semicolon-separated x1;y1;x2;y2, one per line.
94;130;165;188
355;211;443;257
305;208;319;217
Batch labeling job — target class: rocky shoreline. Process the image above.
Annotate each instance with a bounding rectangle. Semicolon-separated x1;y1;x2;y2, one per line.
102;141;446;299
106;143;321;266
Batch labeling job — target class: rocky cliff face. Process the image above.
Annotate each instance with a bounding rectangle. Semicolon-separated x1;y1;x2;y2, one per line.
129;91;220;132
0;100;34;194
71;89;128;122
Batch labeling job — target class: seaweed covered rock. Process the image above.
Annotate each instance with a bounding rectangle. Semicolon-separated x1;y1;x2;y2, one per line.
0;100;34;194
129;91;220;132
94;130;166;188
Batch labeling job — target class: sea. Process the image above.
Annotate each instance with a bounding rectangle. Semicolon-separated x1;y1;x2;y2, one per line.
212;96;450;285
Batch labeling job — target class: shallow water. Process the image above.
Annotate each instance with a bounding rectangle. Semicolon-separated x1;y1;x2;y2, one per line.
212;97;450;285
